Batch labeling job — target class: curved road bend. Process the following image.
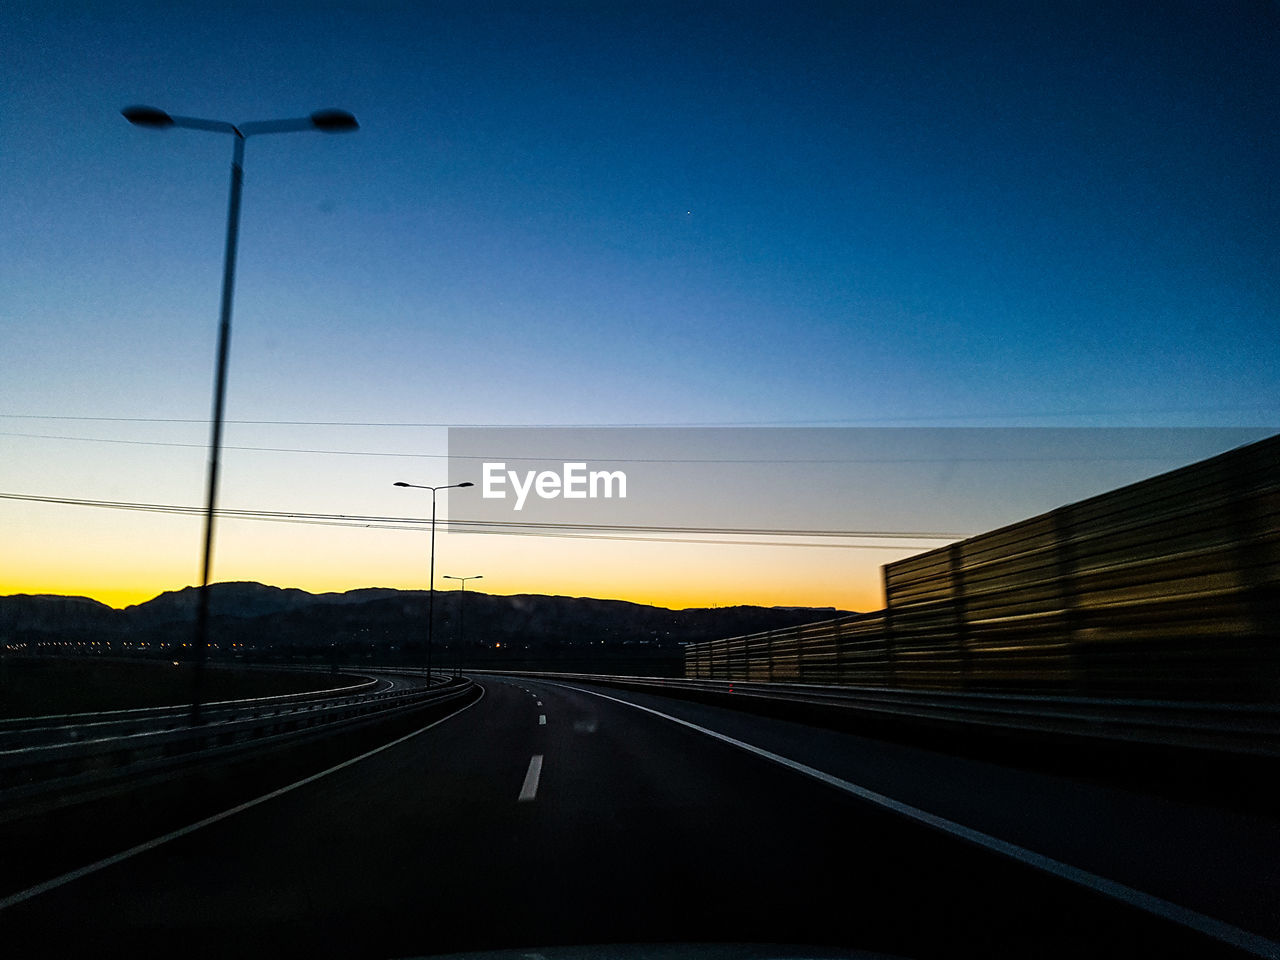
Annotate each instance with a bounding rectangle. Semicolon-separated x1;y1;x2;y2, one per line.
1;675;1276;959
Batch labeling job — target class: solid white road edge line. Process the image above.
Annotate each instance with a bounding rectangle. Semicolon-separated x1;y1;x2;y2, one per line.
0;686;486;912
547;680;1280;960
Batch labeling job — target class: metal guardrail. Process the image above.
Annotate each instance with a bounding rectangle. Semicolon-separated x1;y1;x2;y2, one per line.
0;675;383;749
472;669;1280;758
0;673;473;800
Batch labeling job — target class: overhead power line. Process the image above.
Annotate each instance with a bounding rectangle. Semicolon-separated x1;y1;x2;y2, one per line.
0;492;967;549
0;431;1224;465
1;404;1275;428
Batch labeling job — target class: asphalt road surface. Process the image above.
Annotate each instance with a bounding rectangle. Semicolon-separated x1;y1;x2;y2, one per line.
2;675;1276;959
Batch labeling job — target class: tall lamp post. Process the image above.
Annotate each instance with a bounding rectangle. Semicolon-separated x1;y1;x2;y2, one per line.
443;575;483;677
394;481;474;683
123;105;358;723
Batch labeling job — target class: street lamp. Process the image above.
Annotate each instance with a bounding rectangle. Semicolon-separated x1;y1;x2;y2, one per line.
124;105;358;724
394;481;474;683
442;575;483;677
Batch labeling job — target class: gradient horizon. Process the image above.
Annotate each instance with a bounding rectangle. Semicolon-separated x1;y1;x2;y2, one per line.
3;4;1277;613
7;427;1272;612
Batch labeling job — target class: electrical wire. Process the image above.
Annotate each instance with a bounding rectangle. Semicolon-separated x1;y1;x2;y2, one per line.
0;431;1218;465
1;404;1274;428
0;492;966;549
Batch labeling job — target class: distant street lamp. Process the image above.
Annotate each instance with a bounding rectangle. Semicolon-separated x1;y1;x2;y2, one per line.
443;575;483;677
394;481;474;683
123;105;358;723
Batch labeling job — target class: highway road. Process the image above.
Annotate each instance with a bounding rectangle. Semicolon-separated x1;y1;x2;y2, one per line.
1;674;1277;959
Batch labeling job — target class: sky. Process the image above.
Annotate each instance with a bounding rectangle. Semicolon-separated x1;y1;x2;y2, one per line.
2;1;1278;611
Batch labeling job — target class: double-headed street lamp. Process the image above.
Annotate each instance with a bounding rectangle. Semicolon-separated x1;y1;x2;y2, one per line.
394;481;474;682
123;105;358;723
442;574;483;677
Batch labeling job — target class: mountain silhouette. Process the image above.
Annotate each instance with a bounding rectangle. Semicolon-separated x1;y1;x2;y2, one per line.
1;582;850;675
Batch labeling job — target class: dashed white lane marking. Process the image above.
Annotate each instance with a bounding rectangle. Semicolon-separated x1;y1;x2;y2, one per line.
545;680;1280;960
0;688;485;911
518;754;543;802
539;715;546;725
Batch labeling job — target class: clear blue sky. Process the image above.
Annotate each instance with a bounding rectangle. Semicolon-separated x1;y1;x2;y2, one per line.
2;1;1277;608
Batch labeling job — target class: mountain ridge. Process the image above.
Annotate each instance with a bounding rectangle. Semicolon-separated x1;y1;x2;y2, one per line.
1;582;853;666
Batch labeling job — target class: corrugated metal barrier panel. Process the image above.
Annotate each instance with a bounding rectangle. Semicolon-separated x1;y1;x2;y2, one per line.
686;434;1280;700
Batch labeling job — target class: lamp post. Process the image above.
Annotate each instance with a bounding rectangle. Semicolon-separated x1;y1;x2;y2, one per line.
394;481;474;683
123;105;358;723
443;575;483;677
